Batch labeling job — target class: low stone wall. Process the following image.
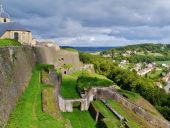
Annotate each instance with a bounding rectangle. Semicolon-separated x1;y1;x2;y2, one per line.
58;95;88;112
94;87;170;128
0;46;36;127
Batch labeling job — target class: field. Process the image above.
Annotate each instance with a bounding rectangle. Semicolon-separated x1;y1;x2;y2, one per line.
0;39;21;47
155;61;170;65
6;66;69;128
147;69;163;79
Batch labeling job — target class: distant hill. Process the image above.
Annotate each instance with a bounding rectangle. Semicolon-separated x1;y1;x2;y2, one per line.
102;43;170;54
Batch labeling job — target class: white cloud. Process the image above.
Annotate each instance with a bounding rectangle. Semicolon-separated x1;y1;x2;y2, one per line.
3;0;170;46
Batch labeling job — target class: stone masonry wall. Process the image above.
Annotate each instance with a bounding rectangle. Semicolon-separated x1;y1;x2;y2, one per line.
33;46;82;75
0;46;36;127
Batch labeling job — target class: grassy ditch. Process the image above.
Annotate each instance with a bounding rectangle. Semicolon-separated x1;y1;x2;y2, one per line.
6;65;70;128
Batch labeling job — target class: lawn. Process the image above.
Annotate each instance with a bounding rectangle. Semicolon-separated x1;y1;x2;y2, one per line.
62;109;96;128
76;71;113;90
155;60;170;66
6;66;69;128
60;70;113;98
0;39;21;47
147;69;163;79
60;75;80;99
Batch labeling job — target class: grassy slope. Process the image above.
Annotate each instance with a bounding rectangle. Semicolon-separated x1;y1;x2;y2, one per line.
0;39;21;47
92;100;121;127
76;70;113;90
60;75;80;99
62;109;96;128
118;90;164;118
6;67;68;128
107;100;153;128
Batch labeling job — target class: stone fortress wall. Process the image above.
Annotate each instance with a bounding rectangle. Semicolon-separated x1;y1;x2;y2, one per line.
0;44;82;127
34;45;82;75
0;46;36;127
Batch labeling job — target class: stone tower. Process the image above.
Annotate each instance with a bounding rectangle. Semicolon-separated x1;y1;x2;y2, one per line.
0;4;10;23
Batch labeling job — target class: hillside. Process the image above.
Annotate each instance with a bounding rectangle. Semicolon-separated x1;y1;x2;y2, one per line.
101;43;170;63
79;51;170;122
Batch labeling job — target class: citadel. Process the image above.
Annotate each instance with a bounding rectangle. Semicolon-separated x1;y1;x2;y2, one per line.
0;4;170;128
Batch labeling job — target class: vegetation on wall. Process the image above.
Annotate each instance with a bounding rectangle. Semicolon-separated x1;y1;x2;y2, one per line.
77;73;113;90
0;39;21;47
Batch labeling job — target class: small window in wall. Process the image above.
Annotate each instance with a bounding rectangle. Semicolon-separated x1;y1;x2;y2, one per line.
61;58;64;60
14;32;19;41
4;18;6;22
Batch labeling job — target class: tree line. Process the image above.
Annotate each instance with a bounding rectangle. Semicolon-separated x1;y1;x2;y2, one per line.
79;52;170;120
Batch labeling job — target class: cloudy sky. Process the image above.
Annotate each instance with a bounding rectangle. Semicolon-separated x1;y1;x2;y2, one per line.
3;0;170;46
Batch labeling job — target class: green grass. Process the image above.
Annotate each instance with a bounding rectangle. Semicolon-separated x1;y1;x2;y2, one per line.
118;90;140;101
6;66;69;128
62;48;78;52
0;39;21;47
60;75;80;99
77;76;113;90
76;71;113;90
155;61;170;65
107;100;142;128
62;109;96;128
60;70;113;98
147;69;163;79
101;118;120;128
92;100;121;128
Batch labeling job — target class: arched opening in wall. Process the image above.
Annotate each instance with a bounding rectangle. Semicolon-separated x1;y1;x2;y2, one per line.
73;102;81;110
14;32;19;41
64;71;67;74
4;18;6;22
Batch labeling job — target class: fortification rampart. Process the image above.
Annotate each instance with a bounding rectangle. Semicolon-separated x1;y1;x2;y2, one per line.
0;45;82;127
0;46;36;127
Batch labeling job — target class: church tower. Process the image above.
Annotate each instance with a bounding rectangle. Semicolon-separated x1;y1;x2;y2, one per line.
0;4;10;23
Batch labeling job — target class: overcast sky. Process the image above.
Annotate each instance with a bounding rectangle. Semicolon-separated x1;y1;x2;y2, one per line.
3;0;170;46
